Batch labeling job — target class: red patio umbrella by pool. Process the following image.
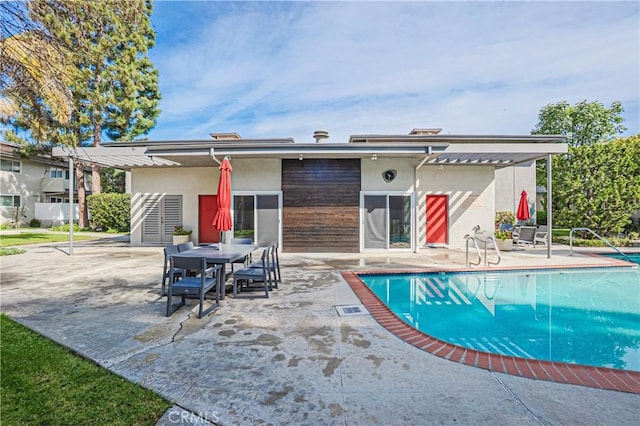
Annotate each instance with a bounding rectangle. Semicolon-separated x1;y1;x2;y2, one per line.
212;157;233;240
516;190;531;223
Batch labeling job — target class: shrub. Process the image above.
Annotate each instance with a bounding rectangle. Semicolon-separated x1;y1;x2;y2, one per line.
536;210;547;226
50;223;91;232
0;248;26;256
495;211;515;229
87;193;131;232
173;226;192;236
29;218;41;228
494;230;512;240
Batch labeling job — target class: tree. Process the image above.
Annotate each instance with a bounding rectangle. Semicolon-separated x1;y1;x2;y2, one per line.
0;2;73;131
552;135;640;235
532;100;626;147
532;100;627;188
31;0;160;196
531;101;638;236
100;168;127;194
2;0;160;227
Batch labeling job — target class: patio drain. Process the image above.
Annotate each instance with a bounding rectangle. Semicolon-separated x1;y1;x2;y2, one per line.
335;304;369;316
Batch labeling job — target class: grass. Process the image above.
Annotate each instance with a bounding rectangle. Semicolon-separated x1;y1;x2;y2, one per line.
0;232;97;248
0;314;171;425
552;228;570;237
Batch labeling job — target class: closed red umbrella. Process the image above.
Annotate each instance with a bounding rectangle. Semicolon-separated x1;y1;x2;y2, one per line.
516;190;530;222
212;157;233;235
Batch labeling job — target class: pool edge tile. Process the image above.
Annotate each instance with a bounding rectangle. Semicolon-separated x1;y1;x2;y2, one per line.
340;270;640;395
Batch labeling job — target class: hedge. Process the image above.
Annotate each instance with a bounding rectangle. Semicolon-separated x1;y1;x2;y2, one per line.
86;193;131;232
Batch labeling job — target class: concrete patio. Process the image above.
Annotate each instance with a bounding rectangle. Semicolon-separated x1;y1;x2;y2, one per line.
1;238;638;425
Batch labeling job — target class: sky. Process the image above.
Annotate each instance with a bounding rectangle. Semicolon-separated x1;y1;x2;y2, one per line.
146;0;640;143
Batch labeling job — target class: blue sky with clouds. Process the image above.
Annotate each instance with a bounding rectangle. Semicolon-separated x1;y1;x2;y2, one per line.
146;0;639;143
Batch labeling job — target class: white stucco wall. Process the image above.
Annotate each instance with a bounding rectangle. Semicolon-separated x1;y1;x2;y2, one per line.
494;161;537;221
361;158;414;191
418;165;495;249
231;159;281;191
1;160;44;225
129;158;496;250
129;160;281;245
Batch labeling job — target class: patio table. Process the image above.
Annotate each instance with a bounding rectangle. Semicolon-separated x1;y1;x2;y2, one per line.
176;243;259;299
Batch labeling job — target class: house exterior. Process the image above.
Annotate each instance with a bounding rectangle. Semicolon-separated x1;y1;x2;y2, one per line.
52;129;567;252
0;141;90;227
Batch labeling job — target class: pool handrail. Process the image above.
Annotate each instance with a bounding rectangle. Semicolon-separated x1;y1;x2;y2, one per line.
569;227;634;262
464;234;482;266
484;236;501;266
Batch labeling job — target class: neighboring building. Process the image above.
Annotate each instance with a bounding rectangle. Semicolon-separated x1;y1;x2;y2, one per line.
52;129;567;252
0;141;90;227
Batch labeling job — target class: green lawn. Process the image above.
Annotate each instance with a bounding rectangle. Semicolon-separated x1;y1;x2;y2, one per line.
0;314;171;425
0;231;97;248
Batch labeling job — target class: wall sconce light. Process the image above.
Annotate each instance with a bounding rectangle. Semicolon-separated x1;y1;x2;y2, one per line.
298;154;303;161
371;153;377;161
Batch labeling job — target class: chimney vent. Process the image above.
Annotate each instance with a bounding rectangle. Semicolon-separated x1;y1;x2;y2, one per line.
313;130;329;143
409;128;442;136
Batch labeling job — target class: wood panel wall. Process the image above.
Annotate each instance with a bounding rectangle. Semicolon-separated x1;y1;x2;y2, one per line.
282;159;361;252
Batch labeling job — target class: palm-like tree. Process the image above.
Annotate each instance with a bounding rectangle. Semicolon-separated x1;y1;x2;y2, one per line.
0;2;72;128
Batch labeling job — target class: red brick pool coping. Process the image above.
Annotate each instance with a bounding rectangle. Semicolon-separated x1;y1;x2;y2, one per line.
341;264;640;395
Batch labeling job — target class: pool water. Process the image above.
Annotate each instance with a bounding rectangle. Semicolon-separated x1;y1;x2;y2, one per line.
361;268;640;372
603;252;640;265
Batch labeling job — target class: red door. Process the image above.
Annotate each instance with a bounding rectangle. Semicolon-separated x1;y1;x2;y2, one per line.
199;195;219;244
426;195;448;245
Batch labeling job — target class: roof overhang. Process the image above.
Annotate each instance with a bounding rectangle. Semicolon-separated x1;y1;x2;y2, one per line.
51;134;567;170
51;146;180;169
428;142;568;168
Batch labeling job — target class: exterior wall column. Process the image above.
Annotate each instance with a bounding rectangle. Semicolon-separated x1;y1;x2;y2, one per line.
546;153;552;258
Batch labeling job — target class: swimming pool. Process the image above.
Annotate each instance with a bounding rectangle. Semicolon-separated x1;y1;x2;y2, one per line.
359;268;640;372
602;252;640;265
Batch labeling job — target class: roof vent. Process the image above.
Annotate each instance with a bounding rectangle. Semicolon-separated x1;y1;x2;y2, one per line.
313;130;329;143
409;128;442;135
210;132;241;140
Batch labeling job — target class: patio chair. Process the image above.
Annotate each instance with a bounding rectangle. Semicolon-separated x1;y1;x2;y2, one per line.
162;244;182;296
499;223;514;232
535;225;548;246
166;255;221;318
177;241;194;252
230;237;253;272
514;226;536;247
232;247;270;298
249;241;281;288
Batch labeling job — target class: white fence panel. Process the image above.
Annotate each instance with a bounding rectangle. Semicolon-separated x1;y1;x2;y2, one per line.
35;202;79;222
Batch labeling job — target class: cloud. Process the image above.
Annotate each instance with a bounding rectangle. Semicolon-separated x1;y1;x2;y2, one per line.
147;1;639;143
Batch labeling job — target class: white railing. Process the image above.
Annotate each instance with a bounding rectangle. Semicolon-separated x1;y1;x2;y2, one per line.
569;227;633;262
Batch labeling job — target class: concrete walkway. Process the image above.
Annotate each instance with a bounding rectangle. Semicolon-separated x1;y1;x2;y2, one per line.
1;239;638;425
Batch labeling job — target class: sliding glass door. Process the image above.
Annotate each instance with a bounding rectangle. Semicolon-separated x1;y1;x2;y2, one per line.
362;193;413;250
233;192;281;246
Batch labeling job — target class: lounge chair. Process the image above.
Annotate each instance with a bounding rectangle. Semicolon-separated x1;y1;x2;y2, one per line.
535;225;548;246
514;226;536;247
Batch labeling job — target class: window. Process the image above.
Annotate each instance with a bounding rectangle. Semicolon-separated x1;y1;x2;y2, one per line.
49;197;66;203
49;168;70;179
0;195;21;207
1;159;21;173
